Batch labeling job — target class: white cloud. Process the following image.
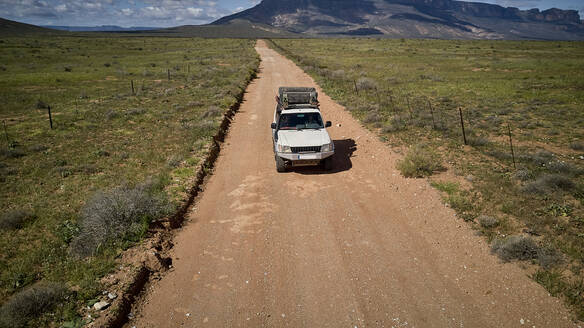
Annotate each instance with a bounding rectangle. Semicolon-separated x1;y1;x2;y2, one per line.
54;4;67;12
0;0;238;27
186;7;203;16
121;8;133;15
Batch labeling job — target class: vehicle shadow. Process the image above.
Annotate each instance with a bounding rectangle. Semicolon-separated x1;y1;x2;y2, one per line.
291;138;357;175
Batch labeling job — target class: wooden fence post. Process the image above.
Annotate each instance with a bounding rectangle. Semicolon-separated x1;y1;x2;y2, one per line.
48;105;53;129
508;124;516;170
459;107;466;145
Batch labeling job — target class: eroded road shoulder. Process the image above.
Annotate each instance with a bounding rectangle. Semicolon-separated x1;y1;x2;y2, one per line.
128;40;577;328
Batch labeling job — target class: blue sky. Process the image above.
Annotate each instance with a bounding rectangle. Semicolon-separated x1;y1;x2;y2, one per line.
0;0;581;28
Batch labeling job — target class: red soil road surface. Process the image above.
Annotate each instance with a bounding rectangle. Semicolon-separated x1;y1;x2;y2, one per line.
128;40;577;327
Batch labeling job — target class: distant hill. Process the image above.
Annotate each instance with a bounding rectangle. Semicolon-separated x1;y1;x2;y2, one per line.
42;25;157;32
136;19;299;38
0;17;296;39
0;17;63;36
213;0;584;40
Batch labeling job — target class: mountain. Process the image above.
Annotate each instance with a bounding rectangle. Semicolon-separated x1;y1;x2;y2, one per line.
41;25;157;32
0;17;63;36
138;19;299;38
213;0;584;40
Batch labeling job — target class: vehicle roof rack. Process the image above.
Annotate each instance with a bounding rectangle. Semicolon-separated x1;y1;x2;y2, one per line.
276;86;319;112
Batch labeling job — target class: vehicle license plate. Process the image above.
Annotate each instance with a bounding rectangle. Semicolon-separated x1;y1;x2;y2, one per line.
298;154;317;160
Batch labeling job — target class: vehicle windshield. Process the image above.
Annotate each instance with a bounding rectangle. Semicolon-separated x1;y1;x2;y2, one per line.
278;112;323;130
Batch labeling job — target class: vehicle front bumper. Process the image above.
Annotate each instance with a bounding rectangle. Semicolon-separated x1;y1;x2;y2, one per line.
276;151;334;162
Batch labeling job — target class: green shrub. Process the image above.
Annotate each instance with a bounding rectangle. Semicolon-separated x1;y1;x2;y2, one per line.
570;142;584;151
467;134;489;147
167;155;182;168
546;161;581;176
0;149;26;159
491;235;562;268
30;144;47;152
331;69;346;80
356;77;377;91
491;235;539;261
514;169;533;181
0;210;35;231
520;150;554;166
537;246;563;269
69;181;171;258
397;145;443;178
126;108;146;116
0;282;67;328
200;106;222;119
477;215;499;228
447;193;474;220
431;181;458;195
522;174;575;194
363;112;382;123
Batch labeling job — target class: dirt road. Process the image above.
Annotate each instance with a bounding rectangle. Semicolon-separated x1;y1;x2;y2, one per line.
129;41;576;327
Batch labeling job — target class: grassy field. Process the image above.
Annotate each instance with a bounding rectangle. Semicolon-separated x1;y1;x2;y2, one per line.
269;38;584;319
0;36;258;326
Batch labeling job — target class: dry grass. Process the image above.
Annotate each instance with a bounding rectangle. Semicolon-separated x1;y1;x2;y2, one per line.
477;215;498;228
397;144;443;178
0;282;67;328
70;181;171;258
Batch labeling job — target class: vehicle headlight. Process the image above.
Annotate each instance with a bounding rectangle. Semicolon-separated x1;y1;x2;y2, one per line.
278;144;291;153
321;142;333;152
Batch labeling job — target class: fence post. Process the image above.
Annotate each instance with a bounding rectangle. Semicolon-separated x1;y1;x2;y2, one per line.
459;107;466;145
428;100;436;130
167;69;170;81
131;80;135;95
508;124;516;170
48;105;53;129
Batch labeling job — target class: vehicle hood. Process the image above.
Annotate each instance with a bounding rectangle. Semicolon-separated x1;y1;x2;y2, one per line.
277;129;331;147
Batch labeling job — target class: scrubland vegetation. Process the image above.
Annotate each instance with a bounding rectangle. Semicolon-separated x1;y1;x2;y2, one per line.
0;36;258;326
269;38;584;319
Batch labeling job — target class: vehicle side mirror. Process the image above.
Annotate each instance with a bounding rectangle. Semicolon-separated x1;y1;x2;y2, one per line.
271;123;277;129
325;121;332;128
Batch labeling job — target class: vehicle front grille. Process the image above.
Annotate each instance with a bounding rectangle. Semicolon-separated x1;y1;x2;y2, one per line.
291;146;321;153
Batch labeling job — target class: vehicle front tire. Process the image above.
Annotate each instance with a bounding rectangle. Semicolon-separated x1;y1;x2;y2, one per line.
323;156;333;171
276;155;286;172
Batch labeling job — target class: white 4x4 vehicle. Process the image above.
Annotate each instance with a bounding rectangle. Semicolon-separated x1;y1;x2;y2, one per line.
270;87;334;172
